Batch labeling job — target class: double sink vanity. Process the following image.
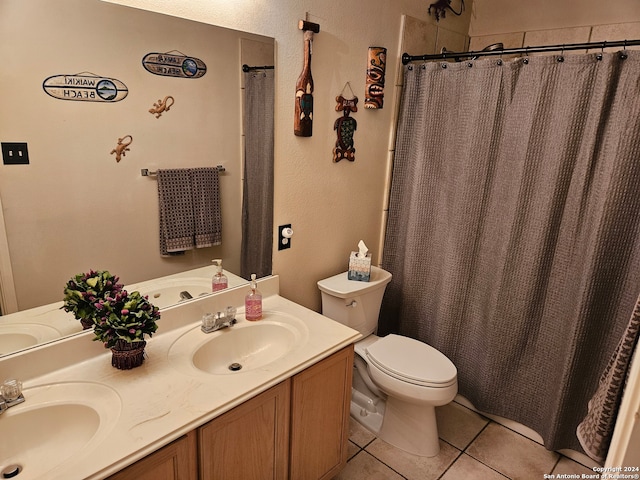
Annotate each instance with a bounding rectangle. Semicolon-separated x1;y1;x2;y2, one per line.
0;275;361;479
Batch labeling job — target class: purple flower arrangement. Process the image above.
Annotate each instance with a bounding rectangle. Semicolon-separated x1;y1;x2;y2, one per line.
62;269;160;347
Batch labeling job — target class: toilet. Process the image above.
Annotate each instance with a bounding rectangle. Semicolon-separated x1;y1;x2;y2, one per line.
317;266;457;457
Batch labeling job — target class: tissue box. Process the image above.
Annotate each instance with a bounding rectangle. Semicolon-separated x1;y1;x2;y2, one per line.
348;252;372;282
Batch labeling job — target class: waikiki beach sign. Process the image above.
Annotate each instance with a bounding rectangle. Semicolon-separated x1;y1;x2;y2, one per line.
43;73;128;102
142;51;207;78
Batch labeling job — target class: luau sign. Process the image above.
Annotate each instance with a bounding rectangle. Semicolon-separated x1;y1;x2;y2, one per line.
142;51;207;79
42;73;128;102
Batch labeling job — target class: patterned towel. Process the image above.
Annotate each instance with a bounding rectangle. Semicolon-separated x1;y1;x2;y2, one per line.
158;169;194;255
577;294;640;463
191;167;222;249
157;168;222;256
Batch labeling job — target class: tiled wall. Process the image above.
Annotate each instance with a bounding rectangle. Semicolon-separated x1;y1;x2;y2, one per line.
470;21;640;54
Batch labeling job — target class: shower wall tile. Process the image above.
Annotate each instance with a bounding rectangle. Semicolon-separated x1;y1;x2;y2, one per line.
524;26;591;55
436;27;468;58
398;15;438;86
591;22;640;51
470;32;525;49
469;32;525;60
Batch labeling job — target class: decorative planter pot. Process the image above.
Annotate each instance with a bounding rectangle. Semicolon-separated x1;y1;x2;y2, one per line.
111;340;146;370
80;318;93;330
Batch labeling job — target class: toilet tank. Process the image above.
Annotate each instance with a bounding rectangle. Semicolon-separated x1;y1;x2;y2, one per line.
317;266;392;336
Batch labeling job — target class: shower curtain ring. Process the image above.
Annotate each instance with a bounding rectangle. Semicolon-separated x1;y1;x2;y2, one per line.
557;45;565;62
620;40;629;60
597;41;605;61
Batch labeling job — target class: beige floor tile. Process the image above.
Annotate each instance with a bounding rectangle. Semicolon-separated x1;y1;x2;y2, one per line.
347;440;361;461
466;423;559;480
365;438;460;480
333;451;405;480
349;417;377;448
552;456;599;477
441;453;509;480
436;401;490;450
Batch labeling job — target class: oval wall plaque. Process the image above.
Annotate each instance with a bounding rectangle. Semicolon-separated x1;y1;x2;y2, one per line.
142;52;207;78
42;74;128;102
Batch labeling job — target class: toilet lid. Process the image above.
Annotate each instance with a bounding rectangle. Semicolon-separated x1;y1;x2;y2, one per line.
365;334;457;387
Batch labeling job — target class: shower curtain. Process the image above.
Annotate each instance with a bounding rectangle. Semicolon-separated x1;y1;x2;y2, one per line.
241;69;274;280
379;51;640;458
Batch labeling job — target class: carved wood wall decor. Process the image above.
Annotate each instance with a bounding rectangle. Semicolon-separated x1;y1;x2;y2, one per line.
294;20;319;137
365;47;387;109
333;92;358;163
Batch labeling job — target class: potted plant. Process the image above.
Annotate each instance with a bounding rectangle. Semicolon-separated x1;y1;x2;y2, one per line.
62;270;124;330
92;289;160;369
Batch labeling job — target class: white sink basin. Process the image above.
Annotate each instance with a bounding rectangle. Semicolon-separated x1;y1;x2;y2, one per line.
169;310;309;375
0;382;122;479
132;277;212;309
0;324;61;356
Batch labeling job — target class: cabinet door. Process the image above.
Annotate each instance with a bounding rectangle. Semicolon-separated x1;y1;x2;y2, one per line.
289;345;354;480
107;431;197;480
198;380;290;480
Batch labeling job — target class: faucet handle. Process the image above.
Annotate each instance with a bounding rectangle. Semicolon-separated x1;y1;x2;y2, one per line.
1;379;22;402
202;313;216;330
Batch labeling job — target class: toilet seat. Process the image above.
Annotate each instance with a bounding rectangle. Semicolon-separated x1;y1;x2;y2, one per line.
365;334;457;388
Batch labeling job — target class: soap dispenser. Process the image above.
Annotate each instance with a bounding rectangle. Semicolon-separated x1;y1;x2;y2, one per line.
245;274;262;321
211;259;228;292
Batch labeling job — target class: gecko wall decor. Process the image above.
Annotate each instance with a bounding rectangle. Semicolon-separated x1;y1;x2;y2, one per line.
110;135;133;162
149;95;174;118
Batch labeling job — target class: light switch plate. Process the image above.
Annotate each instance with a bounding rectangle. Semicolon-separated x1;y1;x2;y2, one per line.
2;142;29;165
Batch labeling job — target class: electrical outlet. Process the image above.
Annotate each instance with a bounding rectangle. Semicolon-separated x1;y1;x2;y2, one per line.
1;142;29;165
278;224;292;250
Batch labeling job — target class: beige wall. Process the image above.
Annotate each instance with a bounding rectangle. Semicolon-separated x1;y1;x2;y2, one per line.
0;0;274;310
103;0;473;312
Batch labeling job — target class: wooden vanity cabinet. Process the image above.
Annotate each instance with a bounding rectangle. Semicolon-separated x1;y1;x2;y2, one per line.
198;379;290;479
289;345;354;480
107;431;197;480
108;345;353;480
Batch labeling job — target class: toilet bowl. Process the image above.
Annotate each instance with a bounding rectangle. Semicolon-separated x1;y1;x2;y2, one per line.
318;266;457;457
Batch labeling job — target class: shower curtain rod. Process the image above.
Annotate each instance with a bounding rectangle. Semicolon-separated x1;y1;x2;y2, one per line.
242;64;274;72
402;39;640;64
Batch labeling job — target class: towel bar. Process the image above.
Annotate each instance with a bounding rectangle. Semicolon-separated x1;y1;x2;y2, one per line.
141;165;225;176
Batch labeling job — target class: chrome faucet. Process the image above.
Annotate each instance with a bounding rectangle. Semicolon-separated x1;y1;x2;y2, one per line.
0;379;24;414
201;306;237;334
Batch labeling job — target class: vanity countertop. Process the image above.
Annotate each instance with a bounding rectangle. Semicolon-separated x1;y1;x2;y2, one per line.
0;276;361;480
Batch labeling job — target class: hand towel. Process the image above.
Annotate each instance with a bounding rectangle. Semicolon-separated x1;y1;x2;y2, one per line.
157;168;194;255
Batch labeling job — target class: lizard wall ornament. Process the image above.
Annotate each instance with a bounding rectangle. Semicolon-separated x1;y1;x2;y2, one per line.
149;95;174;119
110;135;133;163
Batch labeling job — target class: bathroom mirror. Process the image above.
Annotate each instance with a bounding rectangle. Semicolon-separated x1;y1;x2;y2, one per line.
0;0;274;356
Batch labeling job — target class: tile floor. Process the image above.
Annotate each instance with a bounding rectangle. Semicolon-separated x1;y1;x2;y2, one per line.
334;400;600;480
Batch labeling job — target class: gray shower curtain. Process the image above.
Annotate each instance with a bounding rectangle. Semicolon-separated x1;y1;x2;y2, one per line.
379;51;640;458
241;69;274;279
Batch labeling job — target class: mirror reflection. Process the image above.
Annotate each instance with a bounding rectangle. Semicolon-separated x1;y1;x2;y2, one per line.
0;0;274;356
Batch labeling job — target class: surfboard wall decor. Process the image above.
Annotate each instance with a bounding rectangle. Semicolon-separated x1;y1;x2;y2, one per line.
42;74;128;102
142;52;207;78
